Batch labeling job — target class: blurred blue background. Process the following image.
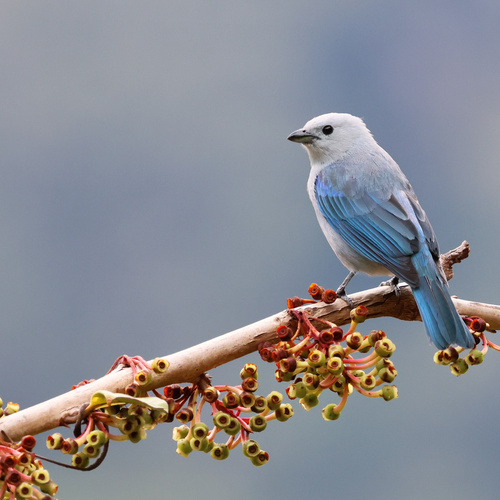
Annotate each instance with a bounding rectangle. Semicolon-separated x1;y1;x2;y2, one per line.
1;1;499;498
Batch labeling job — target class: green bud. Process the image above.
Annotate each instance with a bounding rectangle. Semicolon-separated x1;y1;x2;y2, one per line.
213;411;232;429
250;450;269;467
39;480;59;496
465;349;485;366
222;391;240;409
176;438;193;457
240;363;258;380
239;391;256;408
300;393;319;411
241;376;259;393
210;443;229;460
374;339;396;357
151;357;169;373
368;330;385;346
190;436;209;452
450;358;469;376
172;424;190;441
375;358;394;371
433;350;446;365
223;417;241;436
381;385;399;401
286;380;308;399
346;332;364;350
72;452;90;469
275;403;294;422
241;439;260;458
350;305;368;323
378;366;397;383
326;356;344;375
32;469;50;486
86;430;107;447
128;428;147;443
137;412;154;429
61;438;79;455
82;443;101;458
279;357;304;374
360;374;377;390
322;403;341;421
303;373;319;390
17;451;32;468
308;349;327;368
249;414;268;432
15;482;33;499
443;346;459;364
46;432;64;450
266;391;283;410
251;396;268;413
119;416;140;435
202;386;219;404
191;422;209;439
134;369;153;386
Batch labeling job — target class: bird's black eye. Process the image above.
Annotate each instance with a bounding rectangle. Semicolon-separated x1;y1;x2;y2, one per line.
322;125;334;135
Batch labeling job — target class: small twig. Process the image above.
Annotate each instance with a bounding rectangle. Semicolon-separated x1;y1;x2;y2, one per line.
440;240;470;281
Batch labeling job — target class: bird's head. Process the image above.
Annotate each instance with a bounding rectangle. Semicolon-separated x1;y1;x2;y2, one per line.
287;113;373;166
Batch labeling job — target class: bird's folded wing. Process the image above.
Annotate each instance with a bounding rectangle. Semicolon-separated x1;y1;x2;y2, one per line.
315;176;429;287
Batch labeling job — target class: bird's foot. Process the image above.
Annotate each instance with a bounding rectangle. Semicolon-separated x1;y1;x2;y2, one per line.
379;276;401;298
335;287;354;308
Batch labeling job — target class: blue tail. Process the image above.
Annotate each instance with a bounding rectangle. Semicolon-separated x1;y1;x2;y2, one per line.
412;274;475;350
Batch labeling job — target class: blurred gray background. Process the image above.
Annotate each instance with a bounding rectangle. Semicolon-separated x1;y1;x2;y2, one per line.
1;1;499;498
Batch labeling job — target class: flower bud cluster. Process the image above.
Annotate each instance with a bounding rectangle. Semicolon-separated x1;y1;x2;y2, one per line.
260;287;399;421
0;435;58;498
45;357;171;474
170;364;290;466
434;316;497;376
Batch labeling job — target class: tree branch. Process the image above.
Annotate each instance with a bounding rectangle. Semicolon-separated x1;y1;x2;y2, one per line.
1;242;498;442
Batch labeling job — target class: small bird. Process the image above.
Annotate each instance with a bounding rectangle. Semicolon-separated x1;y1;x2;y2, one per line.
287;113;474;349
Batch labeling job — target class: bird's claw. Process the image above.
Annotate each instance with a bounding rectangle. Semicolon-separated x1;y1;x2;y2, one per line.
379;276;401;299
335;287;354;308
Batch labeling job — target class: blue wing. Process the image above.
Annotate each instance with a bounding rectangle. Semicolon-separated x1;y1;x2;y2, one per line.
315;173;439;288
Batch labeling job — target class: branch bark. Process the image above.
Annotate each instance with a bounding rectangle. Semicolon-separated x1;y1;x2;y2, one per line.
1;242;498;442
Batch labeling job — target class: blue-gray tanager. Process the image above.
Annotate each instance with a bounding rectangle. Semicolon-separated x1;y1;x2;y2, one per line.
287;112;474;349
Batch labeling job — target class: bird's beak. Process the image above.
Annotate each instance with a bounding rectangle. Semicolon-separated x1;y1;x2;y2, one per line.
287;129;318;144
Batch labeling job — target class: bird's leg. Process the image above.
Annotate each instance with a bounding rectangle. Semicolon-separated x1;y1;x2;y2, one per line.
379;275;401;298
336;271;356;307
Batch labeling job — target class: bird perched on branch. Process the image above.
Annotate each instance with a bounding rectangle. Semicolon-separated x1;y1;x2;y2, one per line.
287;112;474;349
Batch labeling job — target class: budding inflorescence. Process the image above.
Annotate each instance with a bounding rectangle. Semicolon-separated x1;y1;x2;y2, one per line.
41;355;171;486
0;433;58;499
434;316;497;376
259;284;399;422
170;364;291;466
